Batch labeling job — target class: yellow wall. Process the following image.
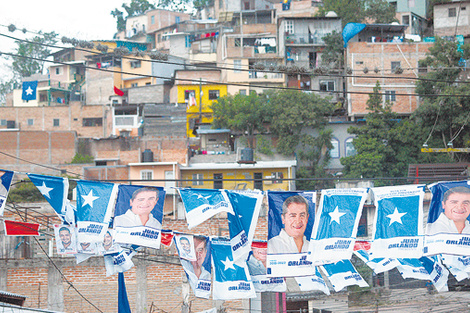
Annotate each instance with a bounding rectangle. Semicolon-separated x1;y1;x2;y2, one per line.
180;167;290;191
121;56;153;88
177;84;228;137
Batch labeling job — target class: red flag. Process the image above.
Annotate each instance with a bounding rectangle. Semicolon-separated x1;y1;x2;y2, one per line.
114;86;124;96
354;240;371;251
161;230;174;246
4;220;40;236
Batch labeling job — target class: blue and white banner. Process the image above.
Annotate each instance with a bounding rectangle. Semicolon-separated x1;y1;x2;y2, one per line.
247;241;286;292
99;229;122;255
76;180;118;243
22;81;37;101
113;185;165;249
175;233;197;261
308;188;368;265
226;190;263;261
441;254;470;281
54;224;77;255
211;237;256;300
420;256;449;292
178;188;234;229
180;235;212;299
104;250;135;277
370;185;425;259
320;260;368;292
0;169;14;216
396;258;430;280
267;191;316;277
27;173;70;222
425;181;470;256
295;268;330;295
353;248;399;274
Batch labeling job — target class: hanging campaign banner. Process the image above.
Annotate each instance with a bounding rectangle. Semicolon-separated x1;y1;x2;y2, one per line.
294;268;330;295
4;220;39;236
54;224;77;255
75;180;118;243
246;241;286;293
396;258;430;280
27;173;70;222
425;181;470;256
369;185;425;259
104;250;135;277
226;190;263;261
0;169;14;216
308;188;368;265
99;229;122;255
175;233;197;261
353;248;399;274
114;185;165;249
266;191;316;278
211;237;256;300
22;81;37;101
420;256;449;293
180;235;212;299
441;254;470;281
177;188;234;229
320;260;368;292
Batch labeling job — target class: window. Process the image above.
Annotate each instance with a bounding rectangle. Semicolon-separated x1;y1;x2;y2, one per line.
55;67;61;75
385;90;396;102
391;61;401;72
345;138;356;157
213;173;223;189
176;16;180;24
330;138;340;158
239;89;247;95
0;119;6;126
192;173;203;186
271;172;284;184
234;38;241;47
130;60;141;68
141;170;153;180
131;83;138;87
53;119;60;127
234;60;242;73
449;7;457;17
82;118;103;127
151;15;155;24
402;15;409;25
208;90;219;100
27;119;34;126
184;90;196;100
319;80;335;91
146;82;151;85
285;20;294;34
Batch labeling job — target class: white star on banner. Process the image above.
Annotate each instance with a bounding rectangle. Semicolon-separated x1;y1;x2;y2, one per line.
387;208;407;226
25;86;33;95
37;182;53;198
329;206;346;224
81;190;99;208
221;257;236;271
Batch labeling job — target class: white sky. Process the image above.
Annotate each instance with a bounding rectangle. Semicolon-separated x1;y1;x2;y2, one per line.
0;0;130;80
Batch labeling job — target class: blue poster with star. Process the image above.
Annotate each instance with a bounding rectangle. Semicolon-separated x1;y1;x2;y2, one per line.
22;81;37;101
369;185;425;259
308;188;368;265
75;180;118;243
211;237;256;300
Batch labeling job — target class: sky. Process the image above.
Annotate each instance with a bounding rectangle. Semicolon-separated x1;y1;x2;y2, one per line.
0;0;129;80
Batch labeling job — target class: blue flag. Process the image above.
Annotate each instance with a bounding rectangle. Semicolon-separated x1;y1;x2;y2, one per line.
178;188;234;229
118;272;132;313
27;173;70;222
353;248;399;274
266;191;316;278
294;268;330;295
420;256;449;292
76;180;118;243
321;260;368;292
396;258;430;280
211;237;256;300
308;188;368;265
441;254;470;281
22;81;38;101
370;185;425;259
0;169;14;216
226;190;263;261
425;181;470;256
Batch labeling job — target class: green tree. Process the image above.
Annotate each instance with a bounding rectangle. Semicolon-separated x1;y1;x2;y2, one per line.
211;92;270;149
414;37;470;162
158;0;214;12
321;31;344;69
364;0;398;24
9;31;58;78
112;0;156;32
318;0;366;27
